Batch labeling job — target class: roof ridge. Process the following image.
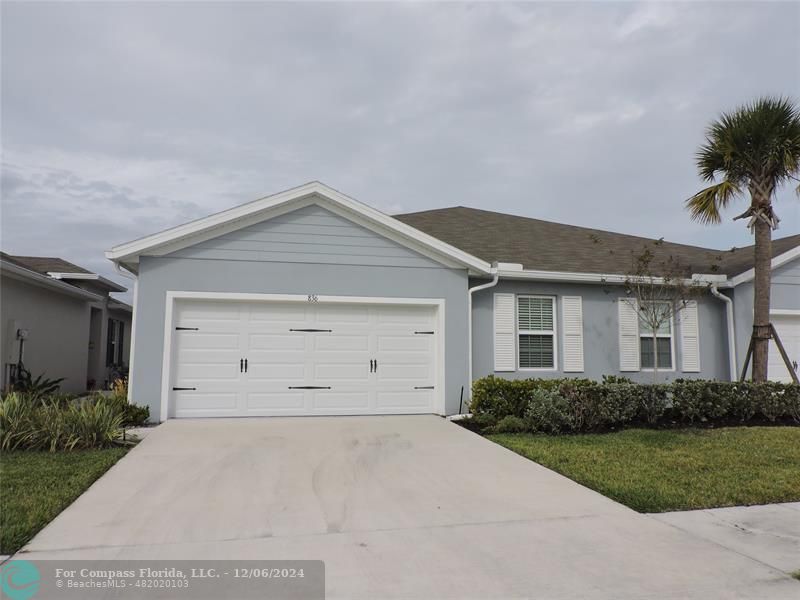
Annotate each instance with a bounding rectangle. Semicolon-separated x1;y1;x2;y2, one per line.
395;205;800;255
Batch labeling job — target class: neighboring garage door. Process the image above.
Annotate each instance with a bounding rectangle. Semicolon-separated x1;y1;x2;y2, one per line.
768;313;800;383
169;298;439;417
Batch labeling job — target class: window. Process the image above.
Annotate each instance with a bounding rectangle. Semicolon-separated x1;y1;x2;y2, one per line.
638;302;673;370
517;296;556;369
106;318;125;366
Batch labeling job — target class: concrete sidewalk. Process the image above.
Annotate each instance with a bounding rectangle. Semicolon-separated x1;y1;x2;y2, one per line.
651;503;800;576
17;416;800;598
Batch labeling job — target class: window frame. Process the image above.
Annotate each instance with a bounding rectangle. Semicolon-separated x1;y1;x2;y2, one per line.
637;301;675;372
516;294;558;372
106;318;124;367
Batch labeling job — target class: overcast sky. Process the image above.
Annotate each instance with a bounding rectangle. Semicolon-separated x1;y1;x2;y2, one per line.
2;1;799;299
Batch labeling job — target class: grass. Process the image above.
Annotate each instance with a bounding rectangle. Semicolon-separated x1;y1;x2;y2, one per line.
0;448;128;554
489;427;800;513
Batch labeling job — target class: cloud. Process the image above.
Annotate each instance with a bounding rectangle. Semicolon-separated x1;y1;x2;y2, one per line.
1;0;798;303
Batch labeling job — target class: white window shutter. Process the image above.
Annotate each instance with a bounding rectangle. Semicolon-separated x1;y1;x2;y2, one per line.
562;296;584;372
494;293;516;371
680;300;700;372
618;298;640;372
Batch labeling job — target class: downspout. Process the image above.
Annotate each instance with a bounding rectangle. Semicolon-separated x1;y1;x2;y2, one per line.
113;262;138;403
710;285;736;381
467;266;499;411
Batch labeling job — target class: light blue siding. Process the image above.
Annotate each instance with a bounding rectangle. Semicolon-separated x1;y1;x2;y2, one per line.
167;204;438;268
471;279;730;383
130;204;470;418
732;257;800;373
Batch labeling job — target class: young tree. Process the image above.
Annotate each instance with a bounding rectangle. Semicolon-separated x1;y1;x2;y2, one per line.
686;97;800;381
623;242;707;382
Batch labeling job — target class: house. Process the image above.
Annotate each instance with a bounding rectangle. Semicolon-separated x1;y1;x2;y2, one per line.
0;254;132;394
105;182;800;421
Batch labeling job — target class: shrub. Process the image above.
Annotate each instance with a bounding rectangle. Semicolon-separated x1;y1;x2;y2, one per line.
0;391;127;451
454;413;497;434
94;379;150;427
463;375;799;436
490;415;529;434
524;388;573;434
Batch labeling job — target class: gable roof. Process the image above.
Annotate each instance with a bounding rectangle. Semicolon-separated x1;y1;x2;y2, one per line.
106;182;492;274
0;253;104;301
395;206;800;280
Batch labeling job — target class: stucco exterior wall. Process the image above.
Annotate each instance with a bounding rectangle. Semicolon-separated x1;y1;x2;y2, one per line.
0;276;91;393
471;278;730;383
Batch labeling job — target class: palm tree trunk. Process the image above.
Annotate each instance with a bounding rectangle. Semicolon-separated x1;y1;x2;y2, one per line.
750;189;772;382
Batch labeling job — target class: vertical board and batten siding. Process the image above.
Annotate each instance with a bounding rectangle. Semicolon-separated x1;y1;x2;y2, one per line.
679;301;701;372
130;204;471;418
617;298;640;372
561;296;584;372
493;293;516;371
166;205;436;268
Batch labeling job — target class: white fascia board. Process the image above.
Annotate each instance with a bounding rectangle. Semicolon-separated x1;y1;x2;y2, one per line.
47;272;127;292
105;181;492;275
497;268;732;287
1;262;104;301
729;245;800;287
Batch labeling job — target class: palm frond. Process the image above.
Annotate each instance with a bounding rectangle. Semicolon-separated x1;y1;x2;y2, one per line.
685;180;741;224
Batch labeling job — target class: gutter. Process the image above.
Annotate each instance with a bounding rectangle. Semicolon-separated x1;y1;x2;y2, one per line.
467;266;499;410
710;285;737;381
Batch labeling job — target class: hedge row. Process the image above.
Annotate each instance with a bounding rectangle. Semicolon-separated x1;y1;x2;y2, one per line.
465;376;800;435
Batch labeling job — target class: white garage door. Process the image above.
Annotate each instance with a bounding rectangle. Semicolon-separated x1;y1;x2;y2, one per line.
768;314;800;383
169;299;439;417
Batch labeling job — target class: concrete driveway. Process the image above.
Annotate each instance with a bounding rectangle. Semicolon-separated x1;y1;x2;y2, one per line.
21;416;798;598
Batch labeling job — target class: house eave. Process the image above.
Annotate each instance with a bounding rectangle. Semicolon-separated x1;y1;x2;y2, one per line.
1;261;104;301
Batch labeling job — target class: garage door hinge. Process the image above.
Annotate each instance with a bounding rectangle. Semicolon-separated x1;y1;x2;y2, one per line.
172;387;197;391
289;328;333;333
288;386;332;390
175;327;199;331
414;386;434;389
414;331;434;335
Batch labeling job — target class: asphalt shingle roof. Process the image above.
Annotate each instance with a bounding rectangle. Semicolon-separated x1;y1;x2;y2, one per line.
3;255;93;275
394;206;800;277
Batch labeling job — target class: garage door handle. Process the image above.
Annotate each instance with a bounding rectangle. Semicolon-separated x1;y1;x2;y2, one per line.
175;327;199;331
414;386;434;390
240;358;244;373
172;387;197;391
289;328;333;333
288;386;331;390
414;331;434;335
245;359;248;373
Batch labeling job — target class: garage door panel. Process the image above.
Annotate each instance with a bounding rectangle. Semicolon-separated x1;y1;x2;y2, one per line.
769;315;799;383
246;391;305;411
174;392;238;412
314;363;369;381
248;333;306;351
377;335;432;352
249;303;309;322
376;390;433;409
247;363;306;381
311;390;370;410
171;298;439;417
314;334;368;351
178;333;240;350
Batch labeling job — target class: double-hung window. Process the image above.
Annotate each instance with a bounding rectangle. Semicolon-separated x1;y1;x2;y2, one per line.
517;296;556;369
638;302;673;370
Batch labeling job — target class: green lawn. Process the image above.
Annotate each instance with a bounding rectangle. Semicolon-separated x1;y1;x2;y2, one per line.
0;448;128;554
489;427;800;513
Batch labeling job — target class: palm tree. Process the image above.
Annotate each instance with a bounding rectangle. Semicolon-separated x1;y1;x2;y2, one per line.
686;97;800;381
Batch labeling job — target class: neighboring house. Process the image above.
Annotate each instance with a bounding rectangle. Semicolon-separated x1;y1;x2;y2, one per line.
0;254;132;394
105;182;800;421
